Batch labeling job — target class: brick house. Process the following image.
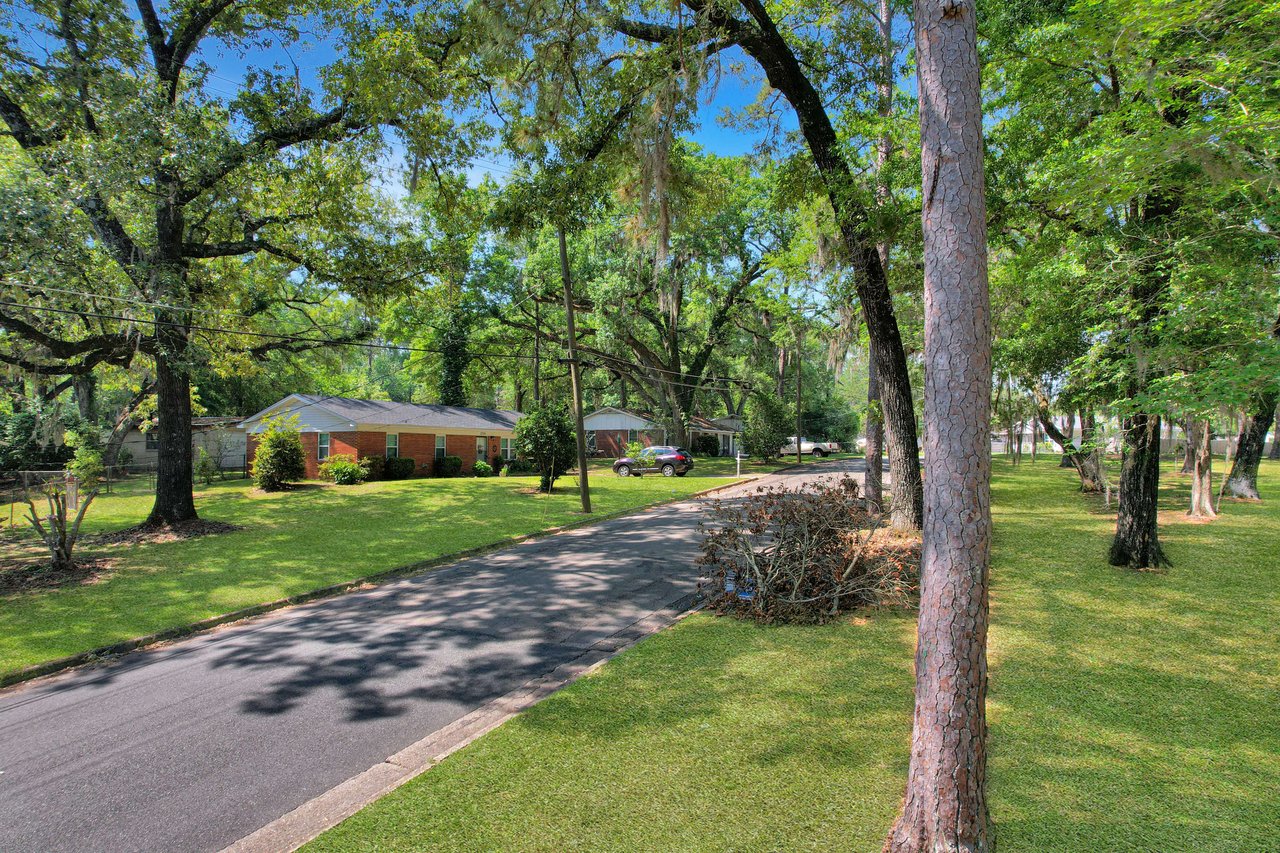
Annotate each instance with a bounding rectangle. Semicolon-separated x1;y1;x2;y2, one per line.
239;395;522;478
582;407;740;457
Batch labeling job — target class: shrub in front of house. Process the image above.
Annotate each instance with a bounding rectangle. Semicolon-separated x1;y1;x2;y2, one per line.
434;455;463;478
691;434;720;456
251;415;305;491
490;455;506;474
473;460;493;477
360;455;385;481
383;456;417;480
319;454;369;485
514;402;576;493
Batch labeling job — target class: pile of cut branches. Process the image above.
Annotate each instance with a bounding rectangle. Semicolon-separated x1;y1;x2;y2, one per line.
698;476;919;623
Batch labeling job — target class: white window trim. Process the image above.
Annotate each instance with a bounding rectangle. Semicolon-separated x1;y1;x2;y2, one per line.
435;434;447;460
386;433;399;459
318;432;331;460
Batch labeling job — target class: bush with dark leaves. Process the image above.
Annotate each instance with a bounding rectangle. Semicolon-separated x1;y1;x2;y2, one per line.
698;476;919;623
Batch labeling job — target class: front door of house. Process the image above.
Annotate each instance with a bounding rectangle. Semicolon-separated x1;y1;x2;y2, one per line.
476;436;487;463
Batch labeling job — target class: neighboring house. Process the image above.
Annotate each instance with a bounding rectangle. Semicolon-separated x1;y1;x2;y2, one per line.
118;416;247;470
238;395;522;478
582;407;740;457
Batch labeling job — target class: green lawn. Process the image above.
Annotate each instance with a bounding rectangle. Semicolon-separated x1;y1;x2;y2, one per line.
307;459;1280;852
0;471;739;678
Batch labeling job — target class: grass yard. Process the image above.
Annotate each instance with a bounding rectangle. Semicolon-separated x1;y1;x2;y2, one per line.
307;459;1280;852
0;470;739;678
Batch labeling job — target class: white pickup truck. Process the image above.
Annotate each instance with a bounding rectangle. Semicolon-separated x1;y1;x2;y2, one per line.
779;436;841;457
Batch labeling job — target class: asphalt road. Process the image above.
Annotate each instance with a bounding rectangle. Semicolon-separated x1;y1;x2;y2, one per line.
0;458;866;853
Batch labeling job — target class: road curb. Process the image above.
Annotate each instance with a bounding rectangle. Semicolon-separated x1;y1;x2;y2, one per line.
220;597;700;853
0;477;750;690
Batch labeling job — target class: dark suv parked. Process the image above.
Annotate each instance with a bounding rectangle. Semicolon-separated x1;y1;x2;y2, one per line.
612;446;694;477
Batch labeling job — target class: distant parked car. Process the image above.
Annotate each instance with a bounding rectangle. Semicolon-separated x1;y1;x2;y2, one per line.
613;446;695;477
780;436;840;457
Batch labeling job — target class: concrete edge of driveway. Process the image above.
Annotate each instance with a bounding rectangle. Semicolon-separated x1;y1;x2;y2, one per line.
0;476;750;691
220;595;701;853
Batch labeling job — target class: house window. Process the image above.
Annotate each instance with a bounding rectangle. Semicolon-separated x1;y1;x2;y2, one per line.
435;434;446;461
586;431;597;453
318;433;331;460
386;433;399;459
476;436;487;463
144;431;160;451
500;437;514;460
627;429;637;443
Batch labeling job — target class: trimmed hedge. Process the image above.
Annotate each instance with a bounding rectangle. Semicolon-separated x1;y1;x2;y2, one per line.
434;455;463;478
384;456;416;480
360;455;385;481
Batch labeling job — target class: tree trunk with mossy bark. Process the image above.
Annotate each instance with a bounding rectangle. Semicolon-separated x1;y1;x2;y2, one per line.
885;0;993;848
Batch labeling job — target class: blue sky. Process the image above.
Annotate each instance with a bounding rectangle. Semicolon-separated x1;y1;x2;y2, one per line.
192;28;783;190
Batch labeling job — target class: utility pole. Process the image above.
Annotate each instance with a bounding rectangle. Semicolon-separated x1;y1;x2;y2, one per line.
795;325;804;465
558;227;591;513
533;293;541;404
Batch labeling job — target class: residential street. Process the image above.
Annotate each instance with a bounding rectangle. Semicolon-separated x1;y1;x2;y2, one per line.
0;458;866;853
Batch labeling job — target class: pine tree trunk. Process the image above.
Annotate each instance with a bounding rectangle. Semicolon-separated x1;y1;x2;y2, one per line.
864;0;891;516
1187;418;1216;518
885;0;993;848
145;324;198;526
1108;412;1168;568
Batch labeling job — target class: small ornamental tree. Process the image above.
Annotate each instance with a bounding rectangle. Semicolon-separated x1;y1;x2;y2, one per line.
741;395;793;462
194;447;220;486
25;433;105;573
251;416;306;491
514;402;576;493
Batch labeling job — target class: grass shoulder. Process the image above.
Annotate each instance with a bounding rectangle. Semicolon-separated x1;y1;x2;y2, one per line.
0;471;739;680
307;459;1280;852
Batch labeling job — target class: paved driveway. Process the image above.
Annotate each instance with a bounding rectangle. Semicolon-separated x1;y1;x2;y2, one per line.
0;458;866;853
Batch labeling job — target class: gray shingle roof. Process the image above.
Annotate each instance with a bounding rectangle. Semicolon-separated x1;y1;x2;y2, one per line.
296;395;522;430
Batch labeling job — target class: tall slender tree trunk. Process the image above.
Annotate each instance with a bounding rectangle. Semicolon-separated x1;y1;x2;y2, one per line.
863;0;893;514
885;0;993;849
719;5;924;530
1187;418;1216;518
559;227;591;513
